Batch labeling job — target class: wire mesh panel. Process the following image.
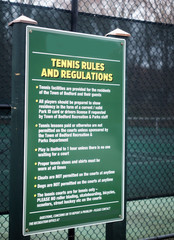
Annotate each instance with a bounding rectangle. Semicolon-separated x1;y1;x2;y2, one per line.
76;224;105;240
30;230;68;240
0;5;11;232
0;0;174;240
78;0;174;24
0;215;9;240
127;197;174;240
0;109;11;240
0;3;12;104
0;109;11;214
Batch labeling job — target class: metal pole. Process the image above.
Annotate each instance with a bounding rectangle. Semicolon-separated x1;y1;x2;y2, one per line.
70;2;78;236
71;0;78;32
106;28;130;240
0;104;11;109
68;228;75;240
9;15;37;240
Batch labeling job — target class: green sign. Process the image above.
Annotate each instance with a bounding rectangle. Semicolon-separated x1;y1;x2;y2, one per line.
23;26;126;235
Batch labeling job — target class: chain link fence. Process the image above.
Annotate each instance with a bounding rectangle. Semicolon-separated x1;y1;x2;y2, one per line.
0;106;11;240
0;0;174;239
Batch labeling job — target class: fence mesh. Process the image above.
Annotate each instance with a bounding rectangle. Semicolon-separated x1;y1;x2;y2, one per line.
0;108;11;240
0;0;174;239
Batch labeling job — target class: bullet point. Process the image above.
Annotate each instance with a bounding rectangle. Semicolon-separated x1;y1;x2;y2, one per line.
34;185;37;188
34;176;37;180
36;86;38;89
35;99;38;103
35;148;38;152
35;124;38;127
35;162;37;166
34;194;37;197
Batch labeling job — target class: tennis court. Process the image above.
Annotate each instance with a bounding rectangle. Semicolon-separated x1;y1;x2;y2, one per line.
127;121;174;200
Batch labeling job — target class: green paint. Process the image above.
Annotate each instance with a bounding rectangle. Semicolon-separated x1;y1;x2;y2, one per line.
23;26;125;235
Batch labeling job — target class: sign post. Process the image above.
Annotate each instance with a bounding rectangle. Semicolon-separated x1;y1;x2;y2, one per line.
106;28;130;240
23;26;126;236
9;16;37;240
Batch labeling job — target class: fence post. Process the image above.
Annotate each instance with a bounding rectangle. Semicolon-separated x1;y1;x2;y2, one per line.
71;0;78;31
70;1;78;237
105;28;130;240
68;228;75;240
8;15;37;240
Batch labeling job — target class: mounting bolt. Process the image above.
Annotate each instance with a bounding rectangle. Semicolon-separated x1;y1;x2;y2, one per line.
26;228;29;232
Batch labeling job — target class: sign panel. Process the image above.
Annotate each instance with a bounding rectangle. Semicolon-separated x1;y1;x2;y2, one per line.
23;26;126;235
